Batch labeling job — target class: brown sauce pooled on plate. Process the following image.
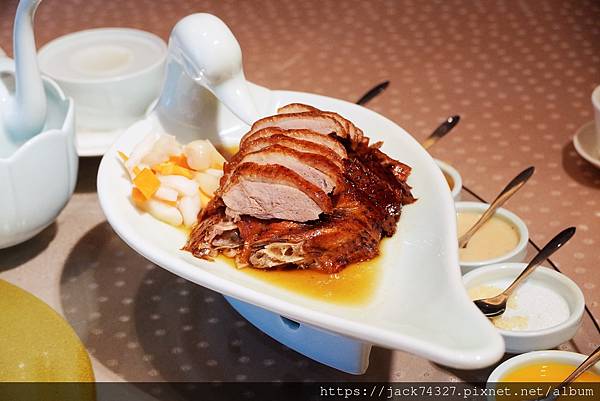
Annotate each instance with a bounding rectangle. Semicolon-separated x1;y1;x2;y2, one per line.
218;251;382;306
220;143;239;160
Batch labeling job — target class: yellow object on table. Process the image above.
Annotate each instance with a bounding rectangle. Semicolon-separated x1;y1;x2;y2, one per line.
0;279;95;400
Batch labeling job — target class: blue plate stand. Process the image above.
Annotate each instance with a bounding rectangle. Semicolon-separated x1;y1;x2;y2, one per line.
224;296;372;375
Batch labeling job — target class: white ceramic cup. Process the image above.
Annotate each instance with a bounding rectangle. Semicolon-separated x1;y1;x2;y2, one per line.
592;85;600;153
38;28;167;131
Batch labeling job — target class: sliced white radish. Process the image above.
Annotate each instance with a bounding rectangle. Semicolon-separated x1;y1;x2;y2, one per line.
145;199;183;226
158;174;198;196
125;132;159;177
178;193;201;227
142;134;182;166
195;171;221;196
183;140;211;171
154;186;179;202
205;168;224;178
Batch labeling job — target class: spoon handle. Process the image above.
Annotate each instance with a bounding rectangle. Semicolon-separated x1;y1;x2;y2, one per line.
458;166;535;248
421;115;460;150
502;227;576;296
557;345;600;388
356;81;390;106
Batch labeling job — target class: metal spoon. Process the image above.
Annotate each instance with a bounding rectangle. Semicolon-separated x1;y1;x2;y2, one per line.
458;166;535;249
474;226;576;317
421;115;460;150
355;83;459;150
355;81;390;106
533;344;600;401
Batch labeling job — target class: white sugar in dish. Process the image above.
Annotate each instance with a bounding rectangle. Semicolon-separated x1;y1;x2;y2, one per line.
468;282;570;331
464;264;585;353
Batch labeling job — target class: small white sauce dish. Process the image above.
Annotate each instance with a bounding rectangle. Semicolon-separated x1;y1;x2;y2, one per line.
456;201;528;274
464;263;585;354
435;159;462;201
487;350;600;383
38;28;167;132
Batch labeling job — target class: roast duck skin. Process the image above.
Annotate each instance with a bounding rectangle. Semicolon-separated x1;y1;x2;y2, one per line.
183;104;415;273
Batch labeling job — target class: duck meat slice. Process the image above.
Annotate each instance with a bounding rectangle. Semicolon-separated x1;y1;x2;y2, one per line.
277;103;364;145
236;134;344;169
223;144;343;194
243;112;348;141
240;127;347;159
220;162;332;222
276;103;320;114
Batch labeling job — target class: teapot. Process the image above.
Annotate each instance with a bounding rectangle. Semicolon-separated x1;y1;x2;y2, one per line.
0;0;77;248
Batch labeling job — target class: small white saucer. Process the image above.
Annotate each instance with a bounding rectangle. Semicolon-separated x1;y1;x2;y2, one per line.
573;121;600;169
76;126;125;157
77;100;159;157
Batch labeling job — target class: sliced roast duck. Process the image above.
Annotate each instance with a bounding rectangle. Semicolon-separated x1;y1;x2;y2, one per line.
184;104;415;273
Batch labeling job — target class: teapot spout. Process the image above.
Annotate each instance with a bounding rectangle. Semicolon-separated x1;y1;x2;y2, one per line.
2;0;47;139
163;13;259;126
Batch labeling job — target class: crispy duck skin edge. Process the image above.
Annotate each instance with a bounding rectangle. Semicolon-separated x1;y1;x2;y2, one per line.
221;144;344;192
242;111;348;140
218;162;334;214
277;103;351;133
241;134;345;168
277;103;364;145
277;103;321;114
239;127;348;159
182;200;226;260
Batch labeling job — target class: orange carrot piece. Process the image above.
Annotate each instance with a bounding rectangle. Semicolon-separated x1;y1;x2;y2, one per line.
133;168;160;199
131;187;147;204
169;154;191;169
152;162;194;179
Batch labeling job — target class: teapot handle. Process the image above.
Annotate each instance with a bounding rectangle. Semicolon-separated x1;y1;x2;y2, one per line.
2;0;47;139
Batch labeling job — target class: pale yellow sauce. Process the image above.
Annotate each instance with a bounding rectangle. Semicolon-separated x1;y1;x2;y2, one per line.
457;211;520;262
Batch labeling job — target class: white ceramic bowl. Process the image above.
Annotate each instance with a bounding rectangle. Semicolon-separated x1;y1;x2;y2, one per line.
456;202;528;274
464;263;585;354
435;159;462;201
38;28;167;131
0;59;77;248
488;350;600;383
